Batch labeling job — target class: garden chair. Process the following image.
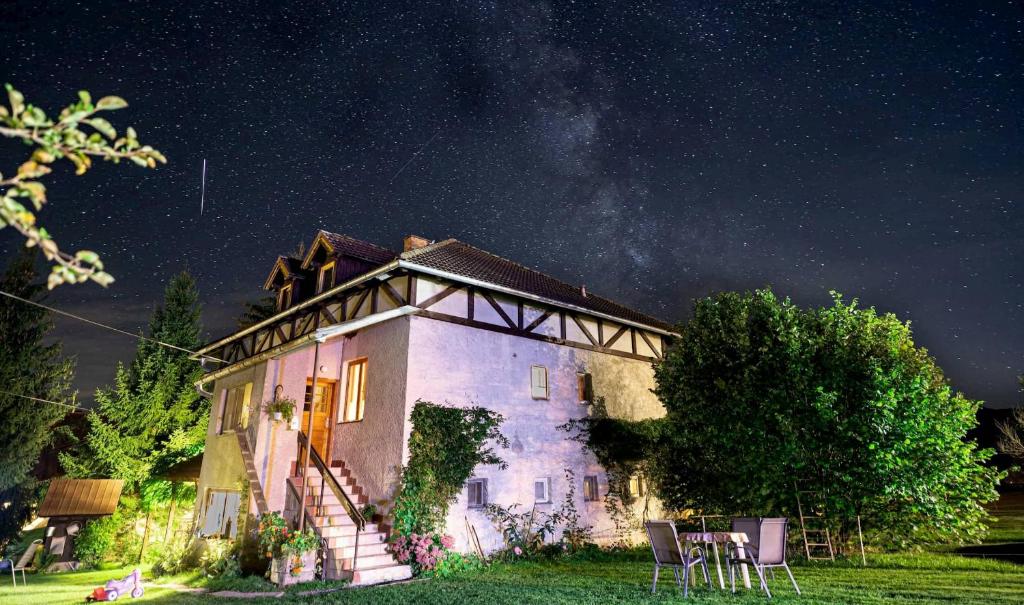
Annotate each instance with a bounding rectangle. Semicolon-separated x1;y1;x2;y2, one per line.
727;517;800;598
11;539;42;586
0;557;13;587
645;520;711;597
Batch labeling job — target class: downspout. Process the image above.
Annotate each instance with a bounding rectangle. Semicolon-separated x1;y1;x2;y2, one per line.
298;340;322;532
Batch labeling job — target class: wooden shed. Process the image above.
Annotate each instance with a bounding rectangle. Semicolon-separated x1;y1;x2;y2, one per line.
37;478;123;569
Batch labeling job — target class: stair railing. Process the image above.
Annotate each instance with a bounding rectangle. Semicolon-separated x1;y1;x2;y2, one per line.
297;431;366;570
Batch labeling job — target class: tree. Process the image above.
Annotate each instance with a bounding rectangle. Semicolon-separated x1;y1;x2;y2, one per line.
0;250;74;549
652;289;1002;549
236;295;277;329
996;376;1024;460
0;85;166;288
60;271;207;489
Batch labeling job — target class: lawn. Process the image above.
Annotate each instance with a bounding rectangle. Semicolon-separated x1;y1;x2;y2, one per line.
3;494;1022;605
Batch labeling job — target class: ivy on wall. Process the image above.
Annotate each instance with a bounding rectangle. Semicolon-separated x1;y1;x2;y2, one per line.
391;400;508;537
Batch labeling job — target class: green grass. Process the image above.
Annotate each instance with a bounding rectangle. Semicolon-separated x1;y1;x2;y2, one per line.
4;493;1023;604
2;551;1021;605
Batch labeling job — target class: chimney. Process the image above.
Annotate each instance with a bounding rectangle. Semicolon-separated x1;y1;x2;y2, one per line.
580;284;588;298
403;235;431;252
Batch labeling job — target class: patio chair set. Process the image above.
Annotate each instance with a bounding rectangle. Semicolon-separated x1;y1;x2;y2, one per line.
646;517;800;599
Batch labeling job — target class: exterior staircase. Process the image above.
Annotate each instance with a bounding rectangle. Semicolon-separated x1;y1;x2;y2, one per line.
289;461;411;586
235;431;268;515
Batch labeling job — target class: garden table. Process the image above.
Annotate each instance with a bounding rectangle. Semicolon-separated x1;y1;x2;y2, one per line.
681;531;751;590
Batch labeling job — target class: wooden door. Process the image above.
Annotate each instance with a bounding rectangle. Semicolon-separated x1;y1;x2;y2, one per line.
302;379;336;456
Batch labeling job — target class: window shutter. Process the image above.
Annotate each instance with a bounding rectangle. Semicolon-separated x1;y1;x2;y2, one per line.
583;373;594;402
530;366;548;399
203;491;226;536
222;492;241;538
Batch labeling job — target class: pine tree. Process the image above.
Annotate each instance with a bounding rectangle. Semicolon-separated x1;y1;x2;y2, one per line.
0;250;74;549
61;271;208;491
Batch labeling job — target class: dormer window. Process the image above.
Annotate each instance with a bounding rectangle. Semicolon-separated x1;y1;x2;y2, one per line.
277;283;293;311
318;261;336;293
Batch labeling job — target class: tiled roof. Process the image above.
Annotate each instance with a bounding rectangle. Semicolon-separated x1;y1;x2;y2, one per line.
38;479;123;517
402;239;673;331
318;231;397;265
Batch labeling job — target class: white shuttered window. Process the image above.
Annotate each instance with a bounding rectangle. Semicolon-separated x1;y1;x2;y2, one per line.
530;365;549;400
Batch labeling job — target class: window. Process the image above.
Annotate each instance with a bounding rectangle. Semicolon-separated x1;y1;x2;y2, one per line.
340;358;367;422
277;283;293;311
583;476;599;502
219;383;253;434
534;477;551;504
577;372;593;404
201;489;241;538
318;261;336;293
628;474;646;499
467;478;487;508
530;365;549;400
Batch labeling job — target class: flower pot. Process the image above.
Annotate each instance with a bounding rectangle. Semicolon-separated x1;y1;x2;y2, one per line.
273;411;282;421
270;551;316;586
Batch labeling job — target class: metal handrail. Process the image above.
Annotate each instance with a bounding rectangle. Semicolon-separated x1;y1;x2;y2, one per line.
296;431;366;530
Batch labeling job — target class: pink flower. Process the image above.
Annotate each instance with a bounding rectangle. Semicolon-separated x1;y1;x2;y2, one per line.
514;547;523;556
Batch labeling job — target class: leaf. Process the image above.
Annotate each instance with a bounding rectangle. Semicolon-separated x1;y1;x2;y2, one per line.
96;96;128;111
6;84;24;117
78;90;92;105
92;271;115;287
75;250;100;264
126;126;137;140
84;117;116;139
129;156;148;167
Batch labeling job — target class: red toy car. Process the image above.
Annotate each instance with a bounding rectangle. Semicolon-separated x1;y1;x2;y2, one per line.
85;568;144;601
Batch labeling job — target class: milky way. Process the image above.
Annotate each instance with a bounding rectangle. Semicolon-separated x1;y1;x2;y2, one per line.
0;1;1021;406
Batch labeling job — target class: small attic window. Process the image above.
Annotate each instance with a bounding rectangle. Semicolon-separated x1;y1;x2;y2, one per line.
318;261;335;293
277;283;293;311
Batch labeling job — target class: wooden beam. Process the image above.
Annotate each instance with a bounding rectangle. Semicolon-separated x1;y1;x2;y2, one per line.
416;284;460;310
604;325;628;349
349;289;370;319
406;274;417;306
478;290;516;328
467;286;475;320
597;319;604;346
517;300;524;329
380;280;407;307
638;330;662;359
415;309;657;363
523;309;553;333
570;314;599;346
630;327;637;355
559;311;566;339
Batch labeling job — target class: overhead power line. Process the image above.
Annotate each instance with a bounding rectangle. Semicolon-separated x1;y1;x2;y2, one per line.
0;389;88;413
0;289;226;363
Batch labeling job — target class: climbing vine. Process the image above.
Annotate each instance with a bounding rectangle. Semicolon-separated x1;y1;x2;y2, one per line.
391;400;508;537
558;397;665;540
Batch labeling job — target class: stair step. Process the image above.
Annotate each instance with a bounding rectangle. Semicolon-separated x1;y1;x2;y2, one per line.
324;532;387;548
327;552;401;571
328;541;390;558
317;522;381;537
349;564;412;586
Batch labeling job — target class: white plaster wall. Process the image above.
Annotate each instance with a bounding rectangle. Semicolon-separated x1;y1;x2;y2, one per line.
404;314;665;554
329;316;411;507
194;364;267;523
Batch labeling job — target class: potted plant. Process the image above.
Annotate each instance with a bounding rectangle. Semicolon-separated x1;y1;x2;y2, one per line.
257;512;289;559
270;528;319;585
263;395;296;424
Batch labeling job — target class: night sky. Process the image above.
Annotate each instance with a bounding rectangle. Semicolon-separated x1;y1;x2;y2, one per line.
1;2;1021;407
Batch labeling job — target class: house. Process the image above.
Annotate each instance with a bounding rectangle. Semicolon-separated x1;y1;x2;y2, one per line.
37;479;124;571
191;232;672;584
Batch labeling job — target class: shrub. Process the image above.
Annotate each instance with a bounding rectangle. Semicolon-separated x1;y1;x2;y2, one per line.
199;539;241;578
390;532;455;574
391;401;507;538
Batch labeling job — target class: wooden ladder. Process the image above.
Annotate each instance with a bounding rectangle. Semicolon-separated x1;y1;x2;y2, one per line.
235;431;269;515
796;488;835;561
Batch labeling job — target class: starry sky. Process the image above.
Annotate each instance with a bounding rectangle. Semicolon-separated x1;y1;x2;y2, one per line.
1;1;1021;407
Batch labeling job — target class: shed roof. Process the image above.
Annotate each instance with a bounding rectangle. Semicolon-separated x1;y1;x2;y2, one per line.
38;479;123;518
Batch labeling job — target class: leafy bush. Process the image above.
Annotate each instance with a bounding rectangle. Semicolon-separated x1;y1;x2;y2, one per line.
652;289;1004;549
391;401;507;538
199;539;241;578
483;470;594;560
74;499;141;568
150;541;189;576
256;512;289;558
390;532;454;574
432;550;483;578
